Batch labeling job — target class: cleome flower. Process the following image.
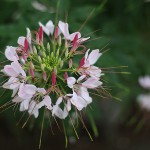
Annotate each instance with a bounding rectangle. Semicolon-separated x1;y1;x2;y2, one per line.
1;19;104;123
137;76;150;111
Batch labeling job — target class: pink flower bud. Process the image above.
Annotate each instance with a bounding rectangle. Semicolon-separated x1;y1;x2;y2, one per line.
55;26;59;39
79;57;85;67
30;68;35;78
38;26;43;44
73;33;78;48
24;38;29;53
51;70;56;86
64;72;68;81
43;71;47;81
69;59;73;68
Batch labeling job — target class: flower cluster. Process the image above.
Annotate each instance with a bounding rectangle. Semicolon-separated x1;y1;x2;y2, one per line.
1;20;103;120
137;76;150;111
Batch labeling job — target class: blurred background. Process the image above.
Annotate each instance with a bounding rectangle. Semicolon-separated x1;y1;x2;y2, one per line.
0;0;150;149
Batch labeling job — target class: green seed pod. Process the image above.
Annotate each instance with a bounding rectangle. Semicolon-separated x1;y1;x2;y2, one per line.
47;42;50;52
51;52;54;58
41;64;45;71
33;46;37;54
65;48;68;58
30;62;34;69
56;49;60;57
38;56;42;63
60;60;64;68
42;51;46;58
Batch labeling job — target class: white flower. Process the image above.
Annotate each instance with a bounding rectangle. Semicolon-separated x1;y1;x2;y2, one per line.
17;28;31;46
5;46;19;61
18;84;37;100
52;97;71;119
58;21;81;41
37;95;52;110
139;76;150;89
28;100;39;118
80;49;102;78
137;94;150;111
66;76;96;110
3;77;21;97
39;20;55;36
3;61;26;78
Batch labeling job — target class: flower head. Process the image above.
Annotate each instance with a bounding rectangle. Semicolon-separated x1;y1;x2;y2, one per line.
1;19;104;126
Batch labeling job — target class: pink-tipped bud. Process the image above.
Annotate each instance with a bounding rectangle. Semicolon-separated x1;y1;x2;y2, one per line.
55;26;59;39
51;70;56;86
30;68;35;79
72;33;78;48
43;71;47;81
24;38;29;53
69;59;73;68
38;26;43;44
64;72;68;81
79;57;85;67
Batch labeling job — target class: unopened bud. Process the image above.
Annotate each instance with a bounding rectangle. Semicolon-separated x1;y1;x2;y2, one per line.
51;69;56;86
38;56;42;63
42;51;46;58
33;46;37;54
30;62;34;70
47;42;50;52
55;26;59;39
43;71;47;81
41;64;45;71
79;57;85;68
69;59;73;68
30;68;35;79
64;72;68;81
51;52;54;58
56;49;60;57
65;48;68;58
60;60;64;68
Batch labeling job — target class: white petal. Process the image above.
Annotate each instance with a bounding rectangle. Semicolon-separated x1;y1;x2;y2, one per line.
37;88;46;94
18;84;36;99
77;86;92;104
46;20;55;35
28;100;39;118
78;37;90;43
58;21;70;38
52;105;64;119
39;20;54;36
11;87;19;97
67;77;76;88
5;46;19;61
20;99;30;111
86;66;102;78
70;92;87;111
68;32;81;41
12;96;23;103
17;36;26;46
26;28;31;44
77;75;86;83
82;77;102;89
43;95;52;110
139;76;150;89
4;65;18;77
87;49;102;65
